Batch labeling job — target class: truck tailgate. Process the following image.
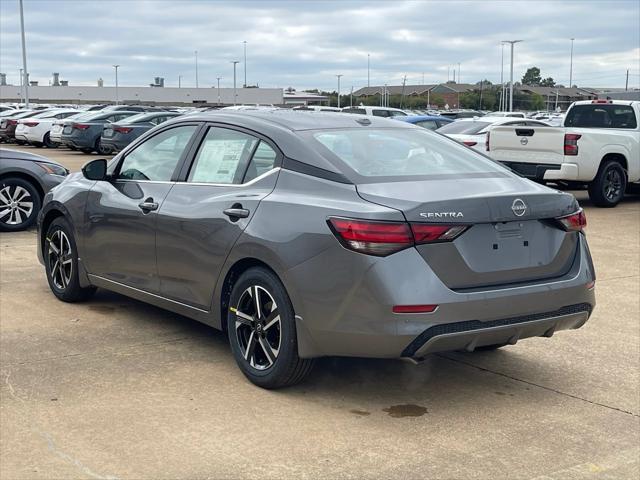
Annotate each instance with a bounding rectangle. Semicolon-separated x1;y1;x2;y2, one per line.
489;126;566;164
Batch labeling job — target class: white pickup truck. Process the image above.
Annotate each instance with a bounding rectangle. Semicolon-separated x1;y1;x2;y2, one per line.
487;100;640;207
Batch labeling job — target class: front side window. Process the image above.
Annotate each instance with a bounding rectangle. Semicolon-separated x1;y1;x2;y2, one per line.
372;110;390;117
310;128;507;180
342;108;366;114
188;127;259;184
118;125;197;181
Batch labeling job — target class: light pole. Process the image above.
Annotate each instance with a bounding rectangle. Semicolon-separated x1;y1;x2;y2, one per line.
458;62;461;84
231;61;239;105
243;40;247;87
569;38;575;87
113;64;120;105
367;53;370;87
335;74;343;108
500;42;505;111
195;50;199;88
178;75;182;88
19;68;23;104
19;0;29;107
216;76;222;104
502;40;522;112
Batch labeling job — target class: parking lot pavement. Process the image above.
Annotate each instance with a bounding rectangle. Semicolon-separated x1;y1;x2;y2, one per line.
1;145;639;479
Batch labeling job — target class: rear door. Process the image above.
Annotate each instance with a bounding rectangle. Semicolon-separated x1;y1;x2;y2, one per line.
488;125;566;163
155;125;281;309
83;124;200;292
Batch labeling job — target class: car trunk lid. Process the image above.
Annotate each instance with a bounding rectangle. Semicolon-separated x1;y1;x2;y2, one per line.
356;176;580;289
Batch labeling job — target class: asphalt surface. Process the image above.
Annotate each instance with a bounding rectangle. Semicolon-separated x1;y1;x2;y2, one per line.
1;144;639;479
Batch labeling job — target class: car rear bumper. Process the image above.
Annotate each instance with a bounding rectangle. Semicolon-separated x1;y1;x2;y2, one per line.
500;161;581;182
285;233;596;359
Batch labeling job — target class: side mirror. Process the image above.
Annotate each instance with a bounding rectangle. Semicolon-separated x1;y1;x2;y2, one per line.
82;158;108;181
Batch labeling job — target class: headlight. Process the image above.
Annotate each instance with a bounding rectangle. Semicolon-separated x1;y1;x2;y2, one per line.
36;162;69;176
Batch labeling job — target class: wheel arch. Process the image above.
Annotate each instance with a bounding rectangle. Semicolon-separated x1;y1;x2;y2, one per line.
600;152;628;174
0;171;45;201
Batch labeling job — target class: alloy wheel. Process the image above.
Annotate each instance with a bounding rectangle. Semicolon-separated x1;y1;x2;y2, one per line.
232;285;281;371
0;184;34;226
604;168;623;201
48;230;73;290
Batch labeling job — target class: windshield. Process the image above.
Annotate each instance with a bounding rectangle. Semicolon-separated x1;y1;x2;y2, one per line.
309;128;507;179
436;121;491;135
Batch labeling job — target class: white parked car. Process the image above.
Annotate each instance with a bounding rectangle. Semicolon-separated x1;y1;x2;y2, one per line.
14;109;79;147
486;111;527;118
436;116;550;153
488;99;640;207
341;106;409;117
292;105;342;112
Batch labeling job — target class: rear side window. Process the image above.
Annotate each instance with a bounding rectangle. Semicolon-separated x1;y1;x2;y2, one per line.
243;141;278;182
342;108;366;114
565;104;637;129
188;127;259;184
415;120;438;130
372;110;390;117
310;128;506;179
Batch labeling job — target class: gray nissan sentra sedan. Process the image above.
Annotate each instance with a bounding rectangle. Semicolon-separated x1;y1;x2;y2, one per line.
37;110;596;388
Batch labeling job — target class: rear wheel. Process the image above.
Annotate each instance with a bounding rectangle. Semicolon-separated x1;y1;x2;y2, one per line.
588;160;626;207
227;267;314;389
0;177;41;232
43;132;56;148
95;138;110;155
44;217;96;302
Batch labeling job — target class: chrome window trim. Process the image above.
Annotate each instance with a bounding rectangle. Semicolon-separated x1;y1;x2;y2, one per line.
114;167;280;187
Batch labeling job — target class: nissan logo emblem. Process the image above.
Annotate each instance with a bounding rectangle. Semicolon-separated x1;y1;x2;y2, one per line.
520;137;528;145
512;198;527;217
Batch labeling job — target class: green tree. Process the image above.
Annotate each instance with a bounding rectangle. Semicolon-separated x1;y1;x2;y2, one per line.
522;67;542;85
529;93;545;110
540;77;556;87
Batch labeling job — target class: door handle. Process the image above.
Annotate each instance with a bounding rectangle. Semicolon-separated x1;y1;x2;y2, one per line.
138;200;159;212
223;207;250;219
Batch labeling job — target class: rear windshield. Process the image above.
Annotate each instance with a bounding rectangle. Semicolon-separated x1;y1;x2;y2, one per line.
308;128;507;180
565;104;637;129
436;121;491;135
118;113;153;124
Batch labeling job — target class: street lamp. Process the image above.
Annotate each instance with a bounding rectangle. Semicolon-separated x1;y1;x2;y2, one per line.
367;53;370;87
195;50;199;88
335;74;343;108
113;64;120;105
19;68;23;104
243;40;247;88
499;42;505;111
19;0;29;107
231;61;239;105
502;40;522;112
216;76;222;105
569;38;575;87
178;75;182;88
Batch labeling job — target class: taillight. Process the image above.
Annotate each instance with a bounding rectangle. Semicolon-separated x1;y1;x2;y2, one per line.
393;304;438;314
73;123;90;130
485;131;490;151
556;209;586;232
7;120;17;126
327;217;468;256
327;217;413;256
462;141;477;147
564;133;581;156
113;126;133;134
23;122;39;127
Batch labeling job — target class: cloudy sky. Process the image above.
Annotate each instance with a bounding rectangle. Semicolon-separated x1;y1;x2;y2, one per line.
1;0;638;91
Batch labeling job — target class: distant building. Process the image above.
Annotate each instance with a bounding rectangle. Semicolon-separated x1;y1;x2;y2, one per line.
517;85;597;111
282;90;329;106
0;84;283;106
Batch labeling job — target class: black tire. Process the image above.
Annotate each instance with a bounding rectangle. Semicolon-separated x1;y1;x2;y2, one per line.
95;138;110;155
227;267;314;389
68;145;77;151
588;160;627;207
80;147;93;154
14;139;26;145
43;132;56;148
0;177;41;232
44;217;96;302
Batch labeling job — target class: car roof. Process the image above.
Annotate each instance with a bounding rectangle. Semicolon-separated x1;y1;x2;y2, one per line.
0;148;63;165
179;109;416;132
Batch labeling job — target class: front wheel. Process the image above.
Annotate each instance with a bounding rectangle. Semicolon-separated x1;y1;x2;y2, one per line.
43;132;57;148
588;160;626;207
45;217;96;302
227;267;314;389
0;177;41;232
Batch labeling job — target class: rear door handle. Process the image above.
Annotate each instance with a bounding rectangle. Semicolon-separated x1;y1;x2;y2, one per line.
223;208;250;219
138;200;159;212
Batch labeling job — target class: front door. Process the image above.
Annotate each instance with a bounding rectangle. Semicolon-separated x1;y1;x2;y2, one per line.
156;126;280;309
83;124;199;292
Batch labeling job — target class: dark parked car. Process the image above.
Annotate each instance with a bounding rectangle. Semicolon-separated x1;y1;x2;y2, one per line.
0;110;42;143
438;110;484;119
101;112;182;152
395;115;454;130
38;110;595;388
59;111;139;154
1;148;68;231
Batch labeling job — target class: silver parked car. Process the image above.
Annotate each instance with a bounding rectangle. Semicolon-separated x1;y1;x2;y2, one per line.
37;111;596;388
